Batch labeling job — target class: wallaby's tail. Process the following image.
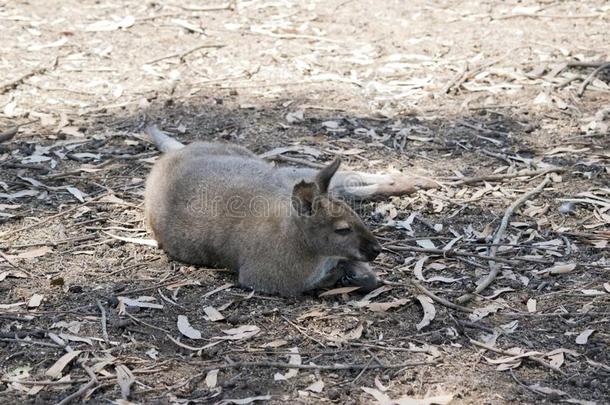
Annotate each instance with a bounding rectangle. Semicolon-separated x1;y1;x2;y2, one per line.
144;125;185;152
277;167;438;200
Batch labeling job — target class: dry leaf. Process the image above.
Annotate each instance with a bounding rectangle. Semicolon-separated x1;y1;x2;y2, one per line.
305;379;324;393
575;329;594;345
415;295;436;330
203;305;225;321
548;352;564;368
217;325;260;340
539;262;576;275
66;186;86;202
362;387;392;405
205;369;219;388
9;246;52;260
219;395;272;405
261;339;288;348
367;298;409;312
27;294;43;308
526;298;537;313
319;286;361;297
85;16;135;32
177;315;202;340
528;384;567;396
115;364;134;399
117;296;163;314
397;394;454;404
45;350;82;379
274;347;301;381
374;377;389;392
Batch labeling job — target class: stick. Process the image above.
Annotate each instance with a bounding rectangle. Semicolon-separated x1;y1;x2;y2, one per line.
145;43;225;64
577;61;610;97
383;245;548;265
0;194;107;240
0;57;58;95
448;168;563;185
409;280;474;313
182;359;435;373
457;176;552;304
56;378;97;405
0;119;39;143
470;339;565;376
96;300;109;344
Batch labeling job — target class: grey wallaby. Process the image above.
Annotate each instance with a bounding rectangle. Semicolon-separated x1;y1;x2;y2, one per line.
144;125;435;296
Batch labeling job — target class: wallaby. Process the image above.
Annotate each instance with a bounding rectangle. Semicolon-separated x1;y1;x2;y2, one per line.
144;125;436;296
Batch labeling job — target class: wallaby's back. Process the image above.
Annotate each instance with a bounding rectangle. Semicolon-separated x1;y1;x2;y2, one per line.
145;142;296;269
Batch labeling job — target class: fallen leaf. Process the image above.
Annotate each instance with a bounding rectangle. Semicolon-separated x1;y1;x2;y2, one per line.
115;364;134;399
527;298;537;313
66;186;86;202
374;377;388;392
319;286;361;297
85;16;135;32
203;305;225;321
528;384;567;396
218;395;272;405
45;350;82;379
274;347;301;381
415;295;436;330
117;296;163;314
205;369;219;388
177;315;202;340
543;262;577;275
27;294;43;308
8;246;52;260
217;325;260;340
396;394;454;404
548;351;564;368
367;298;409;312
362;387;392;405
575;329;595;345
260;339;288;348
305;379;324;393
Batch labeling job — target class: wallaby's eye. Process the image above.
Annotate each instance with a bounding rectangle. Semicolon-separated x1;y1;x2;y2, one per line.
334;227;352;235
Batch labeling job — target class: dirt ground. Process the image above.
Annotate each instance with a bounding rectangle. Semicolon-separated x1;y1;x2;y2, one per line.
1;0;609;404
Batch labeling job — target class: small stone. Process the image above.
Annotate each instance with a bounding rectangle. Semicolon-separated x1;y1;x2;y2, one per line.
327;389;341;401
559;201;575;215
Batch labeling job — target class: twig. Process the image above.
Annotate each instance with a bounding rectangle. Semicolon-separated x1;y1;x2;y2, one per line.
56;378;97;405
442;62;469;93
177;2;233;11
470;339;565;376
457;176;552;304
96;300;110;344
577;62;610;97
0;57;58;95
0;193;108;240
146;43;225;64
448;168;563;185
383;245;549;265
183;359;435;373
407;280;474;313
123;312;171;333
0;338;61;348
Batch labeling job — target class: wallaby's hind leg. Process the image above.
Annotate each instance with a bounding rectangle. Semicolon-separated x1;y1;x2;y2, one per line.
337;261;379;293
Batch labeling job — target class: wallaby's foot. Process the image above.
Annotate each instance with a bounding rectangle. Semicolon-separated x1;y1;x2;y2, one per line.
337;260;379;293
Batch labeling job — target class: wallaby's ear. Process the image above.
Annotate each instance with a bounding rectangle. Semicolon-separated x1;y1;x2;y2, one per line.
315;158;341;194
292;180;316;215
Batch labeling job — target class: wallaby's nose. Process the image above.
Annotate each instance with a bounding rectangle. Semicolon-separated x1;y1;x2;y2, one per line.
362;241;382;261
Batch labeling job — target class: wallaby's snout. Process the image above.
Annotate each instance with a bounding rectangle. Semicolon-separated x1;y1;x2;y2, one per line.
361;236;382;261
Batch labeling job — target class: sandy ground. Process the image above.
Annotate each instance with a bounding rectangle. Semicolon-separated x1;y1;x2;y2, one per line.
1;0;609;404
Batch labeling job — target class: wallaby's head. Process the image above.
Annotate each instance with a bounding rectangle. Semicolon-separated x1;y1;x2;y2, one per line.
292;159;382;262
